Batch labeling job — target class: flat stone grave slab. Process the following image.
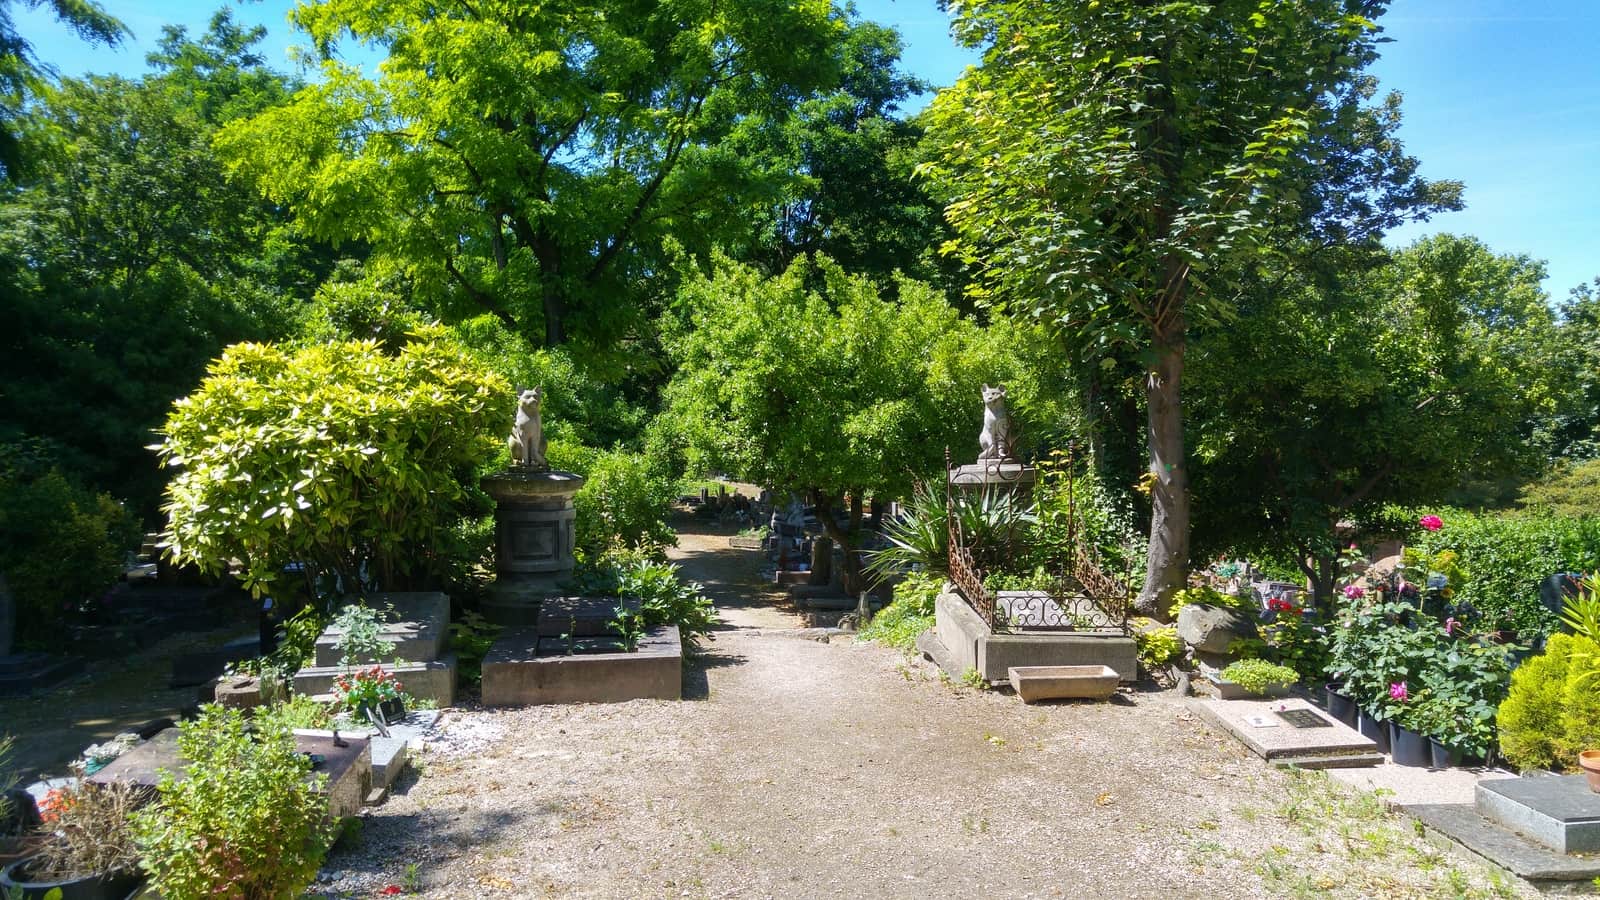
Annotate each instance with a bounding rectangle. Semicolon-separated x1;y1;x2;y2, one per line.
314;591;448;667
1193;697;1380;767
536;635;627;655
1412;802;1600;889
536;595;640;637
1477;775;1600;854
89;728;370;819
482;625;681;706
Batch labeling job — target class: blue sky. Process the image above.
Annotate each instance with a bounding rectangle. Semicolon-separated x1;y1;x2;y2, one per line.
14;0;1598;300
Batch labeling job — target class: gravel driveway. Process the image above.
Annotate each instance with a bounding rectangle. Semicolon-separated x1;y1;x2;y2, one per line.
320;521;1530;899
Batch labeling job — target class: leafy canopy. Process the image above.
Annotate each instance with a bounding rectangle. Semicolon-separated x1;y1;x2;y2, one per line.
155;326;509;597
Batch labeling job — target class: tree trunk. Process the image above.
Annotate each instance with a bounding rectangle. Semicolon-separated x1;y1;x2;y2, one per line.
1139;335;1190;620
543;287;565;346
816;490;866;597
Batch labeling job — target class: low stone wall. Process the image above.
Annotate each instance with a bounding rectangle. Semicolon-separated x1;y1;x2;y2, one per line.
934;586;1138;683
481;625;682;706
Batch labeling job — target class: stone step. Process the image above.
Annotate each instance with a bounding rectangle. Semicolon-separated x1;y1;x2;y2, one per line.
1411;802;1600;889
313;592;449;667
0;653;83;697
1268;752;1388;770
293;653;457;708
1477;775;1600;854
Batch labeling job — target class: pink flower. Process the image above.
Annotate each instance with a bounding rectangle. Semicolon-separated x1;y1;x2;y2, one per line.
1444;617;1459;635
1419;514;1443;532
1390;681;1408;701
1343;585;1366;600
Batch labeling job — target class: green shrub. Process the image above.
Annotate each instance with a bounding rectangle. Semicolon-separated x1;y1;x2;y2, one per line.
1220;658;1299;694
1409;510;1600;638
859;571;942;651
1131;619;1182;669
1497;633;1600;771
255;694;332;732
573;548;717;645
449;610;502;688
1169;585;1252;618
134;705;334;898
547;441;678;563
0;460;139;648
155;328;509;599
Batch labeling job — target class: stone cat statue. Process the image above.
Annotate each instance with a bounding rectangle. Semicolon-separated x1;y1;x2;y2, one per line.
508;387;548;470
978;384;1011;460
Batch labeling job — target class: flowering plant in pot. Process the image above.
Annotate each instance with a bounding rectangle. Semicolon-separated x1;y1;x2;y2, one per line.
332;665;410;724
0;779;145;900
1386;682;1433;767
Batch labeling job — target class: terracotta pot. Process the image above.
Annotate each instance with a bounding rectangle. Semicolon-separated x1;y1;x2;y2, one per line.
1578;750;1600;792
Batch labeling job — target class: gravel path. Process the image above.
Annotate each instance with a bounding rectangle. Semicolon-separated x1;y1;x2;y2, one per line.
321;520;1530;899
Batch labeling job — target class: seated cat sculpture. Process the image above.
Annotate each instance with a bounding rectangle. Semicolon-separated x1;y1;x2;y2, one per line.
978;384;1012;460
508;387;548;470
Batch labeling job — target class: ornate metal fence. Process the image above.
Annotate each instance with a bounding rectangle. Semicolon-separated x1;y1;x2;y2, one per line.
944;447;1130;635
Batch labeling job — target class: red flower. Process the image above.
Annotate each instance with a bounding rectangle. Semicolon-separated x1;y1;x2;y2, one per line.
1418;514;1443;532
379;886;403;896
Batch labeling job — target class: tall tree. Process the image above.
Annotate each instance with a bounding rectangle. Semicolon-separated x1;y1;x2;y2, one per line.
920;0;1405;616
1188;235;1557;603
0;0;124;177
217;0;854;364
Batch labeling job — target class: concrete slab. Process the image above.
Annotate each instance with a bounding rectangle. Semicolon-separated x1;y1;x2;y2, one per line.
481;625;682;706
1329;761;1516;807
1412;803;1600;888
1477;775;1600;854
293;653;457;707
1194;697;1379;765
1008;665;1120;702
314;592;448;667
90;729;371;819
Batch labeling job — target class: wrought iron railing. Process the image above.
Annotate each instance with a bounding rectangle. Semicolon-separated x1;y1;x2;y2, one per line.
944;446;1130;635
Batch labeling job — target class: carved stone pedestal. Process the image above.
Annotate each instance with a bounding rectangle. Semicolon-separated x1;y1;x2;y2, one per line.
480;468;585;626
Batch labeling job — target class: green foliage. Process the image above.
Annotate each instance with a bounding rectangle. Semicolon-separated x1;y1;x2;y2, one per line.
547;441;678;563
1131;620;1182;670
0;0;125;178
577;550;718;645
241;605;328;681
217;0;853;358
1408;509;1600;637
959;667;989;691
1563;576;1600;643
331;604;395;668
858;571;941;652
1025;454;1146;588
1169;586;1252;618
156;327;509;598
1497;634;1600;772
1188;235;1555;605
1520;459;1600;519
449;611;502;689
664;252;1037;591
254;694;332;732
0;456;138;647
1221;659;1300;695
332;665;409;715
133;706;334;899
609;605;645;653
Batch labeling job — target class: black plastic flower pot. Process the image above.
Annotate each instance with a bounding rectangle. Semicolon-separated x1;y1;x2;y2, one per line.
1357;708;1390;753
1428;737;1464;769
1389;723;1431;767
0;856;143;900
380;697;406;724
1324;684;1357;728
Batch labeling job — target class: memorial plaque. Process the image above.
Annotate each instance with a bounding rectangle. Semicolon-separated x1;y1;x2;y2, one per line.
1276;708;1333;729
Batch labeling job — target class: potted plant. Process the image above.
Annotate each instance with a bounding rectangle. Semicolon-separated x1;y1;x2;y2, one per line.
1386;683;1432;767
332;665;410;725
0;780;145;900
1211;659;1299;700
